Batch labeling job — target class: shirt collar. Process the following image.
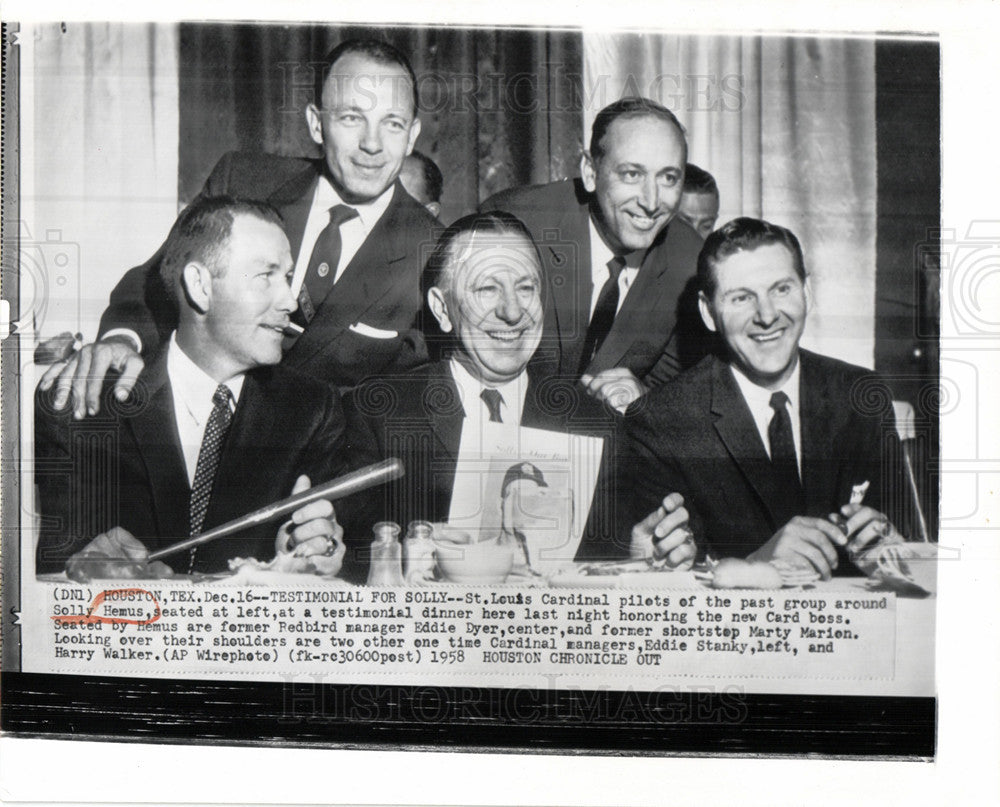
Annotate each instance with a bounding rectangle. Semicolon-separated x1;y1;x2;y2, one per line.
729;357;801;414
448;356;528;421
587;214;643;270
167;332;245;423
588;216;616;269
314;174;395;234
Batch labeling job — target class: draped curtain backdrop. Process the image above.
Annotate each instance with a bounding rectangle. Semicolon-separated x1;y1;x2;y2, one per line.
584;35;877;367
28;22;179;342
178;24;583;225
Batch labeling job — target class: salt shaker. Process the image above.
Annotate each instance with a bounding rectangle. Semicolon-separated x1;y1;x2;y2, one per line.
403;520;436;585
366;521;405;586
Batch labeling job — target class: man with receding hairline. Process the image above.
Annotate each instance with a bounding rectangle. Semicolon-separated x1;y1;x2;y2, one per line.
483;97;705;413
41;38;439;414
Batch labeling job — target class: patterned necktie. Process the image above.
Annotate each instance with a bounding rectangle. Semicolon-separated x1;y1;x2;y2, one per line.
578;256;626;374
768;391;805;515
188;385;235;571
295;204;359;325
480;388;504;423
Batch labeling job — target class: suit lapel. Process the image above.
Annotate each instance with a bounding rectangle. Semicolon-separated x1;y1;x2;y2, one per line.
709;358;786;530
268;157;319;261
542;182;592;376
206;370;284;529
416;362;464;461
267;162;322;263
590;222;683;372
288;183;415;369
125;357;191;542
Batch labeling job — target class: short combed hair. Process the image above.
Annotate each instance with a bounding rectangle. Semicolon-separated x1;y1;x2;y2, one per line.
683;163;719;196
420;211;543;358
315;38;419;116
159;196;284;305
697;217;806;298
407;150;444;203
589;97;686;161
422;211;542;301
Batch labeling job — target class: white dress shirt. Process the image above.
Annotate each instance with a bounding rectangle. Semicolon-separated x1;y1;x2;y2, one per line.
449;357;529;436
587;217;639;320
290;176;395;295
166;333;245;485
730;361;802;472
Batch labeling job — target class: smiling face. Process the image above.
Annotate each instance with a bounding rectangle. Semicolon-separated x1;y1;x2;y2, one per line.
581;115;686;254
306;53;421;204
203;215;296;375
430;230;543;385
699;242;808;390
678;189;720;239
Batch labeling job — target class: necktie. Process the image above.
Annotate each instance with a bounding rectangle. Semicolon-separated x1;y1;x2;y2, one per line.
768;391;805;515
295;204;359;325
480;388;504;423
578;256;626;374
188;385;235;571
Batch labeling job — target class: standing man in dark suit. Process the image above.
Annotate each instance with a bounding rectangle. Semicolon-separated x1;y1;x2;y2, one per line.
620;218;904;578
482;97;705;413
40;38;438;416
36;198;349;578
342;212;696;580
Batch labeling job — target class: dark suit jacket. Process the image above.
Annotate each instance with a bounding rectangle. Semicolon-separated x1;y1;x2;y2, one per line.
98;152;440;389
619;351;901;570
482;178;708;385
340;360;627;581
35;353;348;574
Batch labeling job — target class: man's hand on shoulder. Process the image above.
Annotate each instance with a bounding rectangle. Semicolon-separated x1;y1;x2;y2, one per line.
38;334;144;419
580;367;647;414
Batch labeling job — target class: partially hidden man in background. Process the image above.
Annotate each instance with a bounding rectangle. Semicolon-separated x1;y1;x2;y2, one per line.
619;217;904;578
399;149;444;219
343;212;697;581
36;198;349;579
39;38;438;416
482;97;705;414
677;162;721;239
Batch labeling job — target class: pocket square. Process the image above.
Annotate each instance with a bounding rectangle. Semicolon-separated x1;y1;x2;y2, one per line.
349;322;399;340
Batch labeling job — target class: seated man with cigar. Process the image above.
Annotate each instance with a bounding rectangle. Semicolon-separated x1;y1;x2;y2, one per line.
35;197;349;579
619;217;904;578
343;211;696;579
